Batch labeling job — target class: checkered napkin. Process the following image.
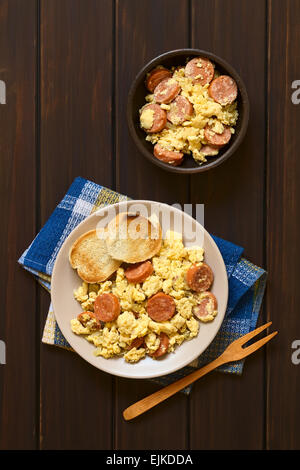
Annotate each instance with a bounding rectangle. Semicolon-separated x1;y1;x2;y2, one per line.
18;177;267;394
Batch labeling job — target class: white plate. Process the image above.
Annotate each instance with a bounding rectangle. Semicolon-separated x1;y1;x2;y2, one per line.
51;200;228;379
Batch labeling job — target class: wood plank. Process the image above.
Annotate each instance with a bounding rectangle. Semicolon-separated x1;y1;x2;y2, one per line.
39;0;114;449
114;0;190;449
266;0;300;449
0;0;37;449
190;0;266;449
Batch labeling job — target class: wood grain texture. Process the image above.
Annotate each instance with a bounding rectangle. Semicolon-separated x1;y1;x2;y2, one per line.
2;0;300;450
39;0;114;449
266;0;300;450
123;324;276;421
189;0;266;449
0;0;37;449
114;0;190;450
115;0;190;203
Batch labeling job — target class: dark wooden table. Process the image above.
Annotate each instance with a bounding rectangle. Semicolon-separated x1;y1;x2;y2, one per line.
1;0;299;450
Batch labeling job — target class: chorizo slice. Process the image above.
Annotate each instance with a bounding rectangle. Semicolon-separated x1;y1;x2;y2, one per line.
77;311;101;330
185;57;214;85
186;263;214;292
153;144;184;166
147;292;176;322
204;125;232;147
127;337;145;350
146;67;172;93
167;95;194;125
193;292;218;320
140;103;167;133
208;75;238;105
151;333;169;358
94;293;120;322
125;260;153;283
200;144;220;156
154;77;181;104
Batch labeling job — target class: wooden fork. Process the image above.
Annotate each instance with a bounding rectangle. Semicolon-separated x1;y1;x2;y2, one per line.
123;322;277;421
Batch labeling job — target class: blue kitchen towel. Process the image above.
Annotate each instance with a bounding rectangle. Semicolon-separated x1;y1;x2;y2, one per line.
18;177;267;393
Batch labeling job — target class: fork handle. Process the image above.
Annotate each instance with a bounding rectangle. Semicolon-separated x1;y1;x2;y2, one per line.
123;355;226;421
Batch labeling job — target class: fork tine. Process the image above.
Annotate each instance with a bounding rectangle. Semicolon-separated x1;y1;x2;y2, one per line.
233;321;272;347
237;331;278;359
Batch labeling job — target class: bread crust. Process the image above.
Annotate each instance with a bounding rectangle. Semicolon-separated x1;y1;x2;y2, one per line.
106;213;162;263
69;229;121;283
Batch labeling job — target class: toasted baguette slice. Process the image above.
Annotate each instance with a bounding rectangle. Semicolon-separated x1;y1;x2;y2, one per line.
106;212;162;263
69;229;121;283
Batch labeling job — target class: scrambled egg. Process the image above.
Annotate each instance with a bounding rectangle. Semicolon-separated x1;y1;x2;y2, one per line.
71;231;218;363
144;67;238;163
140;108;154;130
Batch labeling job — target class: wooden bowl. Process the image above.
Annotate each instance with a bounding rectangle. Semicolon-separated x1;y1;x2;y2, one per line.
127;49;249;174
